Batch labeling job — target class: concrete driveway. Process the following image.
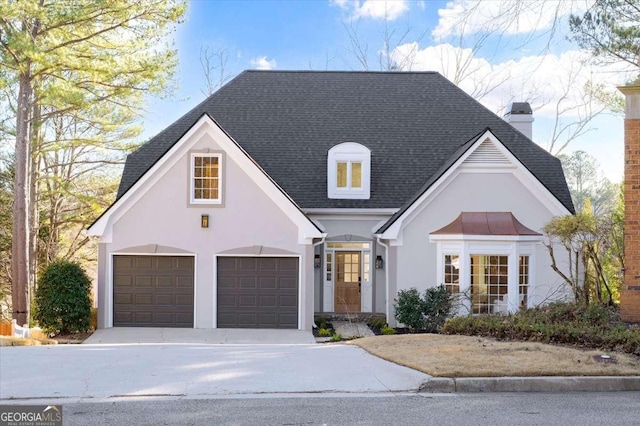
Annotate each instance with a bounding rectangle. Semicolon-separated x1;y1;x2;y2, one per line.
0;340;430;401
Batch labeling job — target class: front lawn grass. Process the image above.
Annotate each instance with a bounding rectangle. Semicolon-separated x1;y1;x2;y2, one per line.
353;334;640;377
353;303;640;377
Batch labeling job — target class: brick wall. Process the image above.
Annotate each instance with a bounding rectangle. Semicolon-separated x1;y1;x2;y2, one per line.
620;85;640;322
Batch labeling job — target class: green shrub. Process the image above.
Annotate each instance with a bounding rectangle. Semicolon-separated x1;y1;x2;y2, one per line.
381;325;396;335
367;316;387;330
423;285;455;333
331;333;342;342
35;261;92;334
314;315;328;329
442;302;640;356
318;327;332;337
394;286;455;332
394;288;425;330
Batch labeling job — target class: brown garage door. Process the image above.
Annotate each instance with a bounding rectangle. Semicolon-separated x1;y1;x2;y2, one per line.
113;255;194;327
217;257;298;329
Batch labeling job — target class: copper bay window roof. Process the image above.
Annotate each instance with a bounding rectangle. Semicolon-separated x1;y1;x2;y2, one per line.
431;212;541;236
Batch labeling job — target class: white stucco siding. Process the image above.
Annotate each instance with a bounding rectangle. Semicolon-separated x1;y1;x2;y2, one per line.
316;218;383;239
105;133;308;329
395;171;570;305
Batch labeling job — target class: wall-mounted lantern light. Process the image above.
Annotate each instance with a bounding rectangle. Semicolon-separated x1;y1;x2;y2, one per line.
375;255;384;269
201;214;209;228
314;254;321;268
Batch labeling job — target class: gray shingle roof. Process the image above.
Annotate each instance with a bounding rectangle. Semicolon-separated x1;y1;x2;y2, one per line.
117;70;574;214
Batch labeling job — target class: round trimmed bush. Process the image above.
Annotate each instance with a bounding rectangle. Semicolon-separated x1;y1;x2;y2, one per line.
35;261;92;334
394;288;426;330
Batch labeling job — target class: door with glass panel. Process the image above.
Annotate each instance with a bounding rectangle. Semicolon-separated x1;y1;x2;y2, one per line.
334;251;361;313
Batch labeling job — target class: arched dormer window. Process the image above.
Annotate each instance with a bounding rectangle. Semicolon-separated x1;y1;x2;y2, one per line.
327;142;371;199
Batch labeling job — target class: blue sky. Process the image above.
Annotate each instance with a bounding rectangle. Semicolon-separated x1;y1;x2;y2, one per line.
142;0;631;182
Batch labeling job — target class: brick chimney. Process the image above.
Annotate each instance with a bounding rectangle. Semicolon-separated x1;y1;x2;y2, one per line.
504;102;534;140
619;84;640;322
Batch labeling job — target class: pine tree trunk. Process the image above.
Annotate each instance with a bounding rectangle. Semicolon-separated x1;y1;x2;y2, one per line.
12;72;32;327
29;101;41;294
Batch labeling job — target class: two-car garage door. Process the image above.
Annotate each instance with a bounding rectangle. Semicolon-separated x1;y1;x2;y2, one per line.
112;255;298;329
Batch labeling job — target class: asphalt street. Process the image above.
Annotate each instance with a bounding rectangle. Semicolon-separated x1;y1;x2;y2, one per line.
55;392;640;426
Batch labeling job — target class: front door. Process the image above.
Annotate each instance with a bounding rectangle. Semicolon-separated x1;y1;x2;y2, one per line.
335;251;361;313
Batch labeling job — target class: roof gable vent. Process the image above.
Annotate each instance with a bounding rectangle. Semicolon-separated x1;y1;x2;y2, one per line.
463;138;511;166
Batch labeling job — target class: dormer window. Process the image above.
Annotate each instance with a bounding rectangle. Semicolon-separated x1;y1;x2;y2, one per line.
337;161;361;188
328;143;370;199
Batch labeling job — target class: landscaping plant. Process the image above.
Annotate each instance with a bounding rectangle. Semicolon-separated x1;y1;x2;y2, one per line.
442;302;640;356
394;285;455;332
422;285;455;332
35;261;92;334
394;288;425;330
380;325;396;335
318;328;332;337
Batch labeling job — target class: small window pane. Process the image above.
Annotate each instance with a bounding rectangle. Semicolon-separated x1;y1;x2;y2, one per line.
444;255;460;294
327;242;370;249
352;162;362;188
519;255;529;309
193;155;220;201
337;162;347;187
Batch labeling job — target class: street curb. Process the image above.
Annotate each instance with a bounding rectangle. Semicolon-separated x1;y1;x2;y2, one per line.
418;376;640;393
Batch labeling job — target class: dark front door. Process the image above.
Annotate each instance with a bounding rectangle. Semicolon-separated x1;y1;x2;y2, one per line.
217;257;298;328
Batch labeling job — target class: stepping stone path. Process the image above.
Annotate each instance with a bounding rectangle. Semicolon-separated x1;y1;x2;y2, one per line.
332;321;375;338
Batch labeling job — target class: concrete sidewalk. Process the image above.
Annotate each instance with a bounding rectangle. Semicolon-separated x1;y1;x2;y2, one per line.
419;376;640;393
83;327;316;345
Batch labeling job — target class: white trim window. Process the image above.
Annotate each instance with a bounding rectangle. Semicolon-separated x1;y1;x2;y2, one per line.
434;239;537;315
327;142;371;199
444;254;460;295
519;255;530;309
190;153;222;204
470;254;509;314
